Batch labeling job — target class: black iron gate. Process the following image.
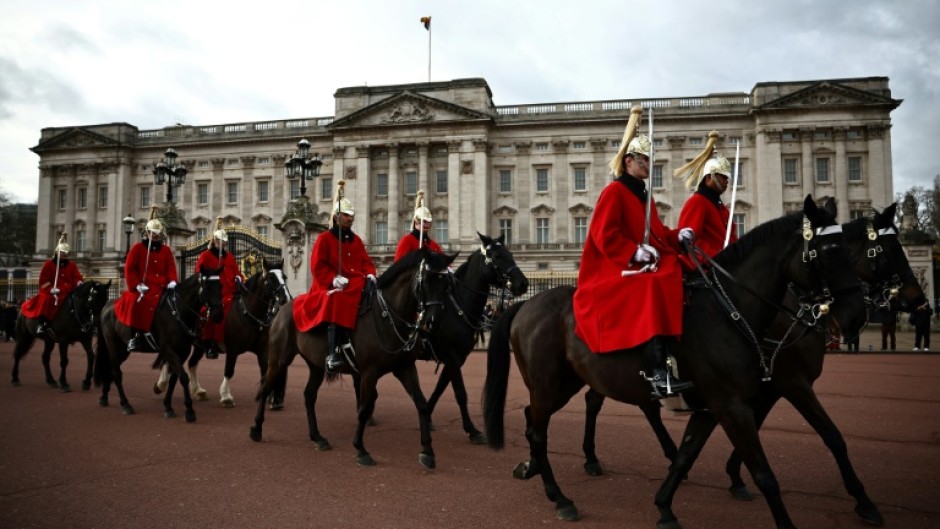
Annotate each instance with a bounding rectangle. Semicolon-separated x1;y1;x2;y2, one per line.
179;227;282;278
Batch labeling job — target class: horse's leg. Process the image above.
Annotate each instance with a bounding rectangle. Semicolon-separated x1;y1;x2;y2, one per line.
425;363;451;429
434;361;486;444
188;355;208;401
785;384;884;525
176;353;197;423
11;317;35;386
56;340;71;392
353;370;381;466
163;369;179;419
219;348;239;408
582;389;605;475
524;395;579;521
641;400;678;462
112;352;134;415
153;363;170;394
80;337;94;391
654;411;719;529
301;358;330;450
393;363;436;469
41;341;57;388
727;391;781;501
262;348;286;411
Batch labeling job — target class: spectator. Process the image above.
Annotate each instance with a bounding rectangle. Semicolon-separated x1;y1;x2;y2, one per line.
911;302;933;351
879;303;898;351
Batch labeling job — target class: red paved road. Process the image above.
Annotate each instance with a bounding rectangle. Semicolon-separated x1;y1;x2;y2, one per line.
1;340;938;529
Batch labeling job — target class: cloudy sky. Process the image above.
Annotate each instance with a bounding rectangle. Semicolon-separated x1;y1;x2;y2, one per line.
1;0;938;203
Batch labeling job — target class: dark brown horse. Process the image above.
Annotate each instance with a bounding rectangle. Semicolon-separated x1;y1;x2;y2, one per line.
11;280;111;391
579;203;924;526
250;248;457;469
484;196;867;528
94;267;223;421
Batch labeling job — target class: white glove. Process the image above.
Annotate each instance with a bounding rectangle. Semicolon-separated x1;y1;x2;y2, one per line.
50;288;60;295
235;276;243;285
76;281;83;286
136;284;150;294
678;227;695;244
167;281;177;289
366;274;377;283
632;244;659;265
331;276;349;290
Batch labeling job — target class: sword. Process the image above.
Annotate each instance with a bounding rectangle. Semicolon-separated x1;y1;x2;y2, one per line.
723;140;741;248
137;232;153;303
642;108;654;246
336;179;345;287
51;234;63;306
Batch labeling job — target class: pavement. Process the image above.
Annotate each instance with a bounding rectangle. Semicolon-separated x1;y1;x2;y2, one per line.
841;328;936;353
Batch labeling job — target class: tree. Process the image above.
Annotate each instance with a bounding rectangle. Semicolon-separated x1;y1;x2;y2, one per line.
895;174;940;238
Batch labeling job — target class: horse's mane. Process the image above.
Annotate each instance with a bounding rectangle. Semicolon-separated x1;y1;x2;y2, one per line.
244;272;261;291
713;211;804;268
453;250;478;280
843;216;868;241
377;249;451;289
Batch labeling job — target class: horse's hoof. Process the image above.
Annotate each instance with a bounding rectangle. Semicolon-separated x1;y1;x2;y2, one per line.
47;381;59;389
855;502;884;526
367;416;377;427
357;453;377;466
657;519;682;529
98;397;108;407
556;504;580;522
584;461;604;476
152;383;163;395
268;400;284;411
469;432;487;445
249;427;262;442
60;384;71;393
729;485;754;501
11;379;21;387
313;439;332;451
513;461;538;480
121;405;135;415
418;453;436;470
184;410;196;423
220;398;235;408
81;381;91;391
164;409;177;419
194;390;208;401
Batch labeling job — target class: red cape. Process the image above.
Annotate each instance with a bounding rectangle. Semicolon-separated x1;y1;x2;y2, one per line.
114;241;179;332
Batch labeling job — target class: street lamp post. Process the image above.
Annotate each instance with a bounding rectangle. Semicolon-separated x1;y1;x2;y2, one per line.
152;147;188;203
284;139;323;197
122;215;136;260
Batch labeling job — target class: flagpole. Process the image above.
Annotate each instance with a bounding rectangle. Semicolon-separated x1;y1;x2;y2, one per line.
427;22;432;82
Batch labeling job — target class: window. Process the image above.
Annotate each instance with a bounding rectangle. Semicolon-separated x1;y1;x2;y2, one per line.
733;161;745;188
536;168;549;192
375;173;388;197
77;187;87;209
257;226;268;238
652;139;663;147
403;219;413;236
434;219;448;242
198;160;210;168
435;170;448;194
651;165;664;189
374;221;388;245
813;130;830;140
499;169;512;193
848;156;863;182
537;262;549;271
815;158;830;183
733;213;747;237
289;179;300;200
97;186;108;208
847;129;863;140
197;183;208;205
573;141;586;149
57;189;67;210
97;229;107;251
75;230;86;252
321;178;332;201
689;137;703;146
499;219;513;245
196;227;207;240
404;171;417;195
573;167;587;192
535;143;549;152
850;209;867;220
783;158;800;185
536;218;550;244
257;157;270;165
140;186;151;208
782;131;798;141
257;181;269;203
226;182;239;203
574;217;588;244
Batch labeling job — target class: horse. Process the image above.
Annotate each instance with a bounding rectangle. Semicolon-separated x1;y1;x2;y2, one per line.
422;233;528;443
152;260;292;408
483;196;868;527
11;280;111;392
94;267;223;422
250;248;457;469
578;203;925;526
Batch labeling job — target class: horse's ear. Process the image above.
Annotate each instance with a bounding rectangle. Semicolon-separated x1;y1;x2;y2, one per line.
882;202;898;224
477;232;493;246
803;195;818;218
106;279;113;288
446;251;460;266
823;196;838;218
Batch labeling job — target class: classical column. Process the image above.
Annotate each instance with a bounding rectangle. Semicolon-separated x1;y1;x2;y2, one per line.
834;128;849;222
387;143;400;243
590;138;609;191
417;142;429;196
800;128;814;200
445;140;462;241
86;164;99;238
552;139;570;242
356;145;371;244
472;139;490;240
515;142;532;242
35;166;53;254
64;165;77;246
757;130;784;222
331;146;346;216
867;124;890;208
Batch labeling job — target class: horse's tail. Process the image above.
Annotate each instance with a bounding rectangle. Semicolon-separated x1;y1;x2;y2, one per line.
13;314;35;359
255;303;295;402
483;300;526;450
93;313;112;387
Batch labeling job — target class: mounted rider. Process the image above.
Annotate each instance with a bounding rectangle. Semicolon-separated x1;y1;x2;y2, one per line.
293;179;377;373
676;131;738;269
21;234;84;337
394;190;442;261
195;217;243;359
115;209;179;352
572;105;694;398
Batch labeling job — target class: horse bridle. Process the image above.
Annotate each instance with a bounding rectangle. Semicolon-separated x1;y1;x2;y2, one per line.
238;270;290;328
863;223;911;310
164;273;222;339
68;282;101;334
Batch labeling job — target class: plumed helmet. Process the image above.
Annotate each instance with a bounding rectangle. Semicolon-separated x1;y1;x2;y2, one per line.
332;197;355;216
609;105;646;176
673;131;725;190
55;242;70;253
145;219;164;234
702;156;732;179
412;190;432;222
626;135;652;158
212;229;228;242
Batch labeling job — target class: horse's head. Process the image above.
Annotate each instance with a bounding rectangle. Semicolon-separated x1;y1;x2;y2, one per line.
87;280;111;327
199;266;225;323
262;259;292;305
788;195;866;336
477;232;529;296
858;203;927;312
414;247;459;330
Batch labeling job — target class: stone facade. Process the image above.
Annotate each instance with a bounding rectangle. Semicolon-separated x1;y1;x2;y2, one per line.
28;76;901;293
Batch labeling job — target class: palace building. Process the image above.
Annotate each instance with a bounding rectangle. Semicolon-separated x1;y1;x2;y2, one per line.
27;76;900;294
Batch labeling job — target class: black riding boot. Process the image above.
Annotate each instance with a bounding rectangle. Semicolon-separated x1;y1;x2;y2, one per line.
643;336;694;398
325;324;345;372
127;328;143;352
35;316;50;336
204;339;219;359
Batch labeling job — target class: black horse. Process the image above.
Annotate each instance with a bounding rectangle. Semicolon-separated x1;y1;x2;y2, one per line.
483;196;867;527
250;248;456;469
12;280;111;391
579;203;925;526
152;261;292;408
94;267;223;421
423;233;528;443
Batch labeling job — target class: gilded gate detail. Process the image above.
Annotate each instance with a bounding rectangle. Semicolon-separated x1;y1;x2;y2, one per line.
179;226;282;278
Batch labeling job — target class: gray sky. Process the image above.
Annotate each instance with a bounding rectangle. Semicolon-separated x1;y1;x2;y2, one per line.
1;0;938;204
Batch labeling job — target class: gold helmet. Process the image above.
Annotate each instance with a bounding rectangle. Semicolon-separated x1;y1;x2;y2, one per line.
330;179;354;228
145;219;164;234
413;190;432;223
673;130;726;190
702;156;732;179
609;105;647;176
212;217;227;242
54;233;69;254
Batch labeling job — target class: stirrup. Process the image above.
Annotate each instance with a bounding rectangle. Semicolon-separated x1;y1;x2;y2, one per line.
325;352;345;372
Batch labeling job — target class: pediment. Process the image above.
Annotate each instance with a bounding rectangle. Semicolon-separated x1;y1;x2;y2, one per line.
530;204;556;215
191;216;211;225
328;91;493;130
222;214;241;226
568;202;594;215
758;81;900;111
32;128;120;153
251;213;273;223
733;199;753;211
493;205;518;216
